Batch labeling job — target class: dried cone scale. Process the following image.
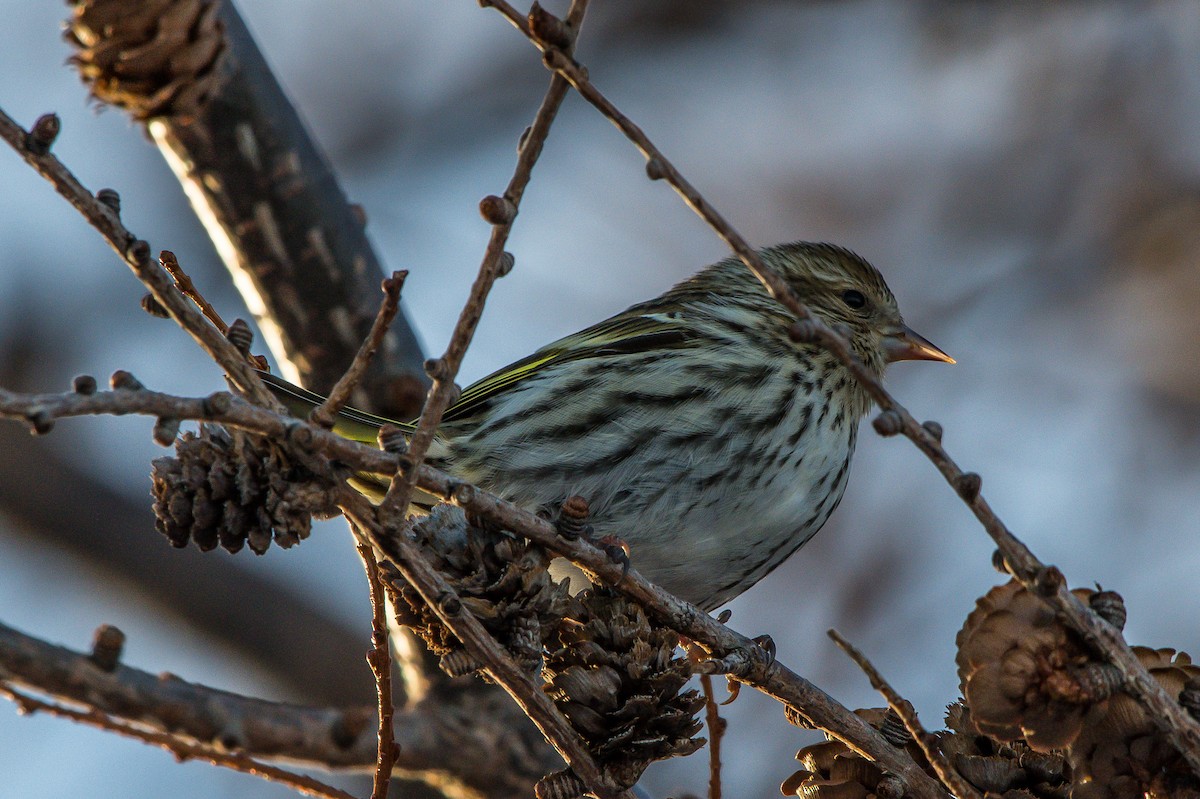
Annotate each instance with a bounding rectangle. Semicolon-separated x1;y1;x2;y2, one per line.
781;709;921;799
66;0;227;119
955;580;1106;750
1068;647;1200;799
151;424;335;554
390;506;578;675
939;701;1068;798
542;589;705;790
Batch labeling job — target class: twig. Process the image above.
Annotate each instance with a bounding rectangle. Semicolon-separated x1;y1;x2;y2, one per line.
0;106;278;410
478;0;1200;774
377;0;591;522
312;273;406;429
159;249;232;335
357;542;398;799
159;250;271;370
0;382;946;799
339;492;632;799
0;683;356;799
0;616;378;767
699;673;725;799
827;630;981;799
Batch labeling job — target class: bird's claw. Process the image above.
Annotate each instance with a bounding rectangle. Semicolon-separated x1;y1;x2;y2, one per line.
596;534;632;576
752;634;777;665
696;636;776;679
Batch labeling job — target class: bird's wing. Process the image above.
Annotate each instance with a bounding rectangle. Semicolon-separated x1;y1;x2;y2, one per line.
256;309;692;436
255;310;692;502
442;310;693;424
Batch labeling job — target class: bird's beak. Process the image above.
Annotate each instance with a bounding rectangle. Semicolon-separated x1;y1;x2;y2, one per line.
882;325;955;364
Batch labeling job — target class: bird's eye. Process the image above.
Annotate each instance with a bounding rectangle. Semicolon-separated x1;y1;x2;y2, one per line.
841;289;867;310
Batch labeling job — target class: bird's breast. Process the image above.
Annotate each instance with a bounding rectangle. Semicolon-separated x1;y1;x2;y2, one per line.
447;354;862;609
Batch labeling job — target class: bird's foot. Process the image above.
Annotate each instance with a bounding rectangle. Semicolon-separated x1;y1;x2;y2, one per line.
695;635;776;679
752;634;777;663
595;534;632;576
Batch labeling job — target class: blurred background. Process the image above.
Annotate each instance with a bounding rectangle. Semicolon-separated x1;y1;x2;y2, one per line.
2;1;1199;796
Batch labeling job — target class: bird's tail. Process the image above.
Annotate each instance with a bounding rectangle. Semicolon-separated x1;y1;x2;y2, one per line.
256;369;415;442
255;369;416;502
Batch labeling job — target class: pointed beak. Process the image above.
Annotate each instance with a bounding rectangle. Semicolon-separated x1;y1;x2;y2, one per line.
882;325;955;364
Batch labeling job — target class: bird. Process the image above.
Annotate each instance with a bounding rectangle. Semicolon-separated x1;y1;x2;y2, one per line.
260;242;952;611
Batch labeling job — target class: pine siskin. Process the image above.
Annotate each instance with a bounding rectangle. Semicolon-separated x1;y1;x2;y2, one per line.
261;242;952;611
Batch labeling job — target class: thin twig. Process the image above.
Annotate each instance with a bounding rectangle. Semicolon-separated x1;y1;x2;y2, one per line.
159;249;231;335
0;683;357;799
699;673;725;799
338;491;632;799
478;0;1200;774
377;0;591;522
357;542;398;799
159;250;270;370
312;272;406;429
0;382;945;799
827;630;982;799
0;106;278;409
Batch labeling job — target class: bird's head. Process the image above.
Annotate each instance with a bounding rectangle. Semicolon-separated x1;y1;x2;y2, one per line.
762;242;953;375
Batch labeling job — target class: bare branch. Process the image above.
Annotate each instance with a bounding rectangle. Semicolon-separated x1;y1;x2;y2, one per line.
0;617;378;768
0;106;277;410
829;630;981;799
0;684;356;799
0;614;552;795
312;272;406;429
358;542;399;799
